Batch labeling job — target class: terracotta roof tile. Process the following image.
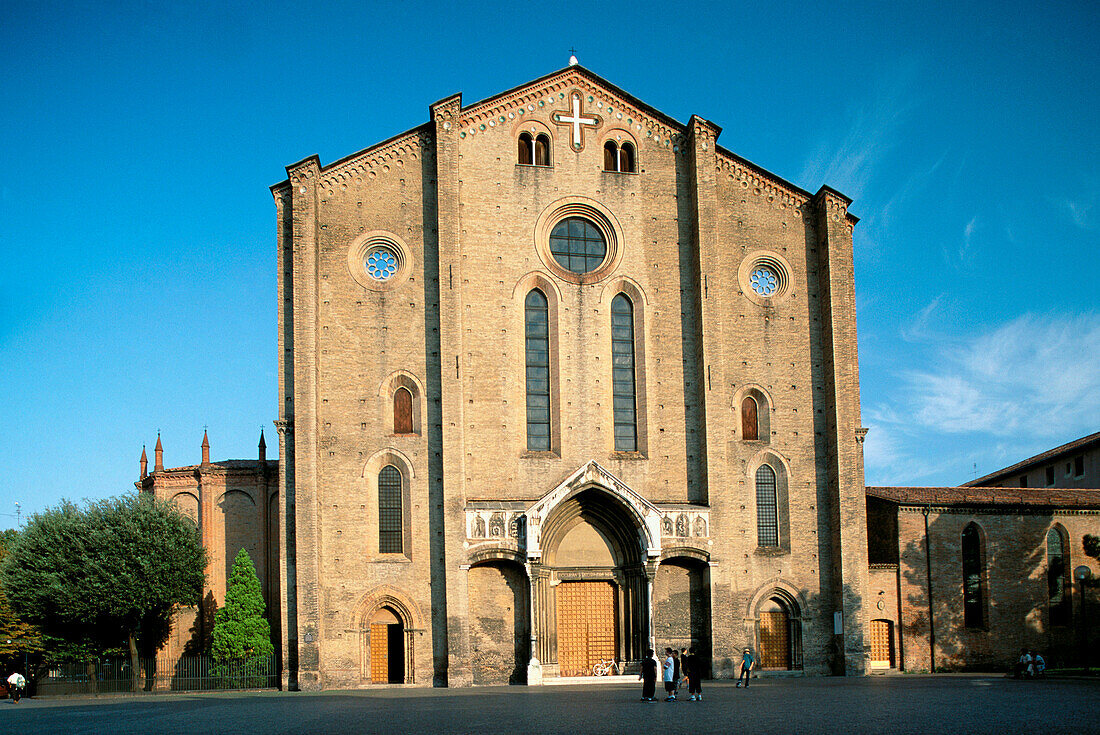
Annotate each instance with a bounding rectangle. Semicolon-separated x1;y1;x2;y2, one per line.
867;485;1100;508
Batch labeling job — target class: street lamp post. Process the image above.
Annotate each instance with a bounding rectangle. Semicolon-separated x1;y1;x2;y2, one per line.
1075;565;1092;673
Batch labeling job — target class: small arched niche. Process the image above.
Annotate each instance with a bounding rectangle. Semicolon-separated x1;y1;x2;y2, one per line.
379;371;424;436
734;385;772;443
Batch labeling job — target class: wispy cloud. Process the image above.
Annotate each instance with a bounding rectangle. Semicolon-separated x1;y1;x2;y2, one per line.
905;312;1099;436
899;294;945;343
857;150;948;259
799;63;922;201
1056;194;1097;230
864;312;1100;484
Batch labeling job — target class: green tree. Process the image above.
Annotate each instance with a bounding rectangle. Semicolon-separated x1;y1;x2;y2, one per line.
0;495;206;690
1085;534;1099;560
0;529;43;674
211;549;273;688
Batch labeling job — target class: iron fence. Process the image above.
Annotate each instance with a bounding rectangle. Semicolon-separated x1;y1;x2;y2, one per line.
35;654;278;696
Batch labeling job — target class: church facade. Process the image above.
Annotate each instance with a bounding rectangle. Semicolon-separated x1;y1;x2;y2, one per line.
268;64;869;690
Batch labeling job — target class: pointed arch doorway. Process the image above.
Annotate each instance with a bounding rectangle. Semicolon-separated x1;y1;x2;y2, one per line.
368;607;405;684
534;487;650;677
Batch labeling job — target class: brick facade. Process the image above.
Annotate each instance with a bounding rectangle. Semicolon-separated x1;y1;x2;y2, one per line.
271;65;869;689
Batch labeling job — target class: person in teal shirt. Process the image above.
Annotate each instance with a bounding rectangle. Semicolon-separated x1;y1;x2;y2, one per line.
736;648;754;688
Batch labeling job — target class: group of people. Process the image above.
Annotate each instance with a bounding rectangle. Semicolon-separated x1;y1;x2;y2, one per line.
1014;649;1046;679
638;647;756;701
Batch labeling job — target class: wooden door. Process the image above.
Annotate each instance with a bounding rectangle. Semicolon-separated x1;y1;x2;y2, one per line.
556;581;617;676
370;623;389;683
869;619;894;668
758;610;790;669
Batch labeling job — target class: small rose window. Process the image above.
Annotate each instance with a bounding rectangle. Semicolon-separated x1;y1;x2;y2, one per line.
365;247;399;281
750;266;779;297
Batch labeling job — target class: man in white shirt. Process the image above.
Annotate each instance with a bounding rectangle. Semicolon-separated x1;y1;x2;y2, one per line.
662;648;676;701
6;672;26;703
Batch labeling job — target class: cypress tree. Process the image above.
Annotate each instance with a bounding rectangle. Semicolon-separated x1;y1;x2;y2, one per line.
211;549;273;686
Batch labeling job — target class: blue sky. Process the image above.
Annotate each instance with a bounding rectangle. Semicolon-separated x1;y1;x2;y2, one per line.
2;1;1097;528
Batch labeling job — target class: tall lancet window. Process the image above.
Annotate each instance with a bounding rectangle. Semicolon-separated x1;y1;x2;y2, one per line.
756;464;779;547
525;289;551;451
378;465;403;554
611;293;637;451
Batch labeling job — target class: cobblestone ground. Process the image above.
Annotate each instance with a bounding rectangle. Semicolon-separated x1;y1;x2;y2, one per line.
1;676;1097;735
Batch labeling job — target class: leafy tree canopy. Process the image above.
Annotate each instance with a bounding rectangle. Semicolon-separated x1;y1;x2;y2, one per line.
212;549;273;661
0;529;42;663
0;494;207;659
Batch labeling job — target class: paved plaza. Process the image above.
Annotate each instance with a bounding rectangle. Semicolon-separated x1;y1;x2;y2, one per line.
2;676;1097;734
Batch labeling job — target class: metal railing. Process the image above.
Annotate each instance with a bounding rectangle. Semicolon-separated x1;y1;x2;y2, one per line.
35;654;278;696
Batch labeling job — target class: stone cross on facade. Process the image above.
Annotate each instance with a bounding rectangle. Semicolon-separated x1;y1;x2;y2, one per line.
552;93;600;152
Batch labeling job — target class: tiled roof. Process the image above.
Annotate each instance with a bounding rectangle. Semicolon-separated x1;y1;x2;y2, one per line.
153;459;274;474
962;431;1100;486
867;485;1100;508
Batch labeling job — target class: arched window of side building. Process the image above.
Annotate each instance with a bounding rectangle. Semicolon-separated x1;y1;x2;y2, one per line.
611;293;637;452
1048;526;1071;626
756;464;779;547
962;522;985;628
378;465;403;554
525;289;551;451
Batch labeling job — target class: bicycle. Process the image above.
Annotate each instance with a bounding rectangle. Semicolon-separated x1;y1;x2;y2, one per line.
592;659;621;676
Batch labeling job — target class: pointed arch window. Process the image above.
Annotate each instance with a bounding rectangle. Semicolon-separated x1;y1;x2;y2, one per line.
378;465;403;553
1048;527;1071;626
962;523;985;628
742;396;759;440
393;387;413;434
611;293;637;451
525;289;551;451
756;464;779;547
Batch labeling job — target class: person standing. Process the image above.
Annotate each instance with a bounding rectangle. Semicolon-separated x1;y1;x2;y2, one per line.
639;648;658;701
1014;648;1032;679
685;647;703;701
672;649;682;699
663;648;677;701
737;648;754;688
6;672;26;704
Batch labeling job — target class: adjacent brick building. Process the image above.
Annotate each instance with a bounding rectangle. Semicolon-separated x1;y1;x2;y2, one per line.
866;482;1100;672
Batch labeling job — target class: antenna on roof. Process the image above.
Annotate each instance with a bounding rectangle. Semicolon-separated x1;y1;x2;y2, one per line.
568;48;579;66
